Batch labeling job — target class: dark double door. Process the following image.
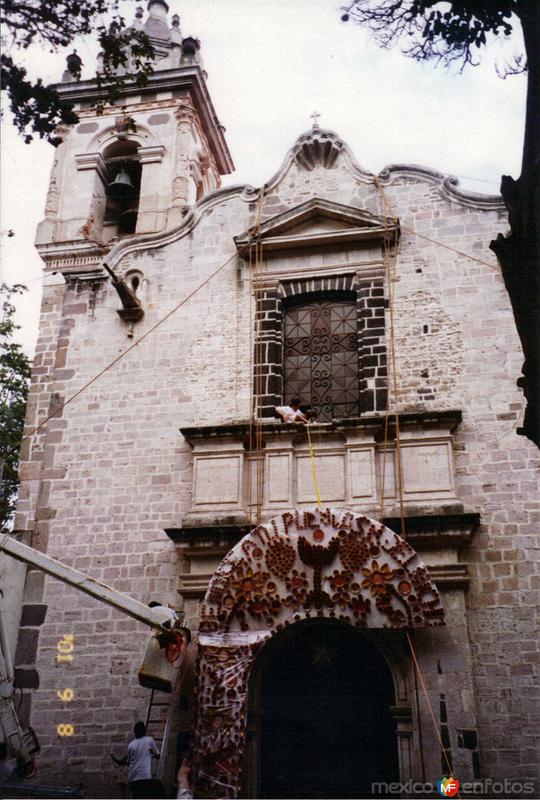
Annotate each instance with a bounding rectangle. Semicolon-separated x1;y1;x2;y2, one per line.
255;621;399;799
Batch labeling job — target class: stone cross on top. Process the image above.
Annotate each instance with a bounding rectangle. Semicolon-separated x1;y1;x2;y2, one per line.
310;111;321;128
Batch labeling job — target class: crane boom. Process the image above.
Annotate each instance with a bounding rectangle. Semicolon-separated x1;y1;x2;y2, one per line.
0;535;187;633
0;533;190;782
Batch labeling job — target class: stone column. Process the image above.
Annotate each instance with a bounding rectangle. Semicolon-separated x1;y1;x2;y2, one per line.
35;124;70;245
168;101;196;226
356;275;388;412
136;145;166;233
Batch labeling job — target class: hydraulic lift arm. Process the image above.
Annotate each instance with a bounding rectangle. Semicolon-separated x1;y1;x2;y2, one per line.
0;535;186;632
0;585;40;768
0;534;190;773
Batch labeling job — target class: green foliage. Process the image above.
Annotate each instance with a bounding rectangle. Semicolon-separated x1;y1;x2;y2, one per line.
341;1;523;71
0;1;156;145
0;284;32;532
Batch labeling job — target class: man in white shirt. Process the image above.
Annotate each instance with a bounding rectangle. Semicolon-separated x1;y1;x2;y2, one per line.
275;397;310;424
111;721;162;798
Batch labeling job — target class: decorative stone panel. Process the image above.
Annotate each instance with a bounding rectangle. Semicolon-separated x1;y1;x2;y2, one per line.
179;410;462;531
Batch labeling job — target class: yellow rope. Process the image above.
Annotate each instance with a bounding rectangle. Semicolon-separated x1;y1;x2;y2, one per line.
306;422;322;508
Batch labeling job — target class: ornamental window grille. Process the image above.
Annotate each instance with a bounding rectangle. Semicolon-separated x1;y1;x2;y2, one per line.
283;297;360;422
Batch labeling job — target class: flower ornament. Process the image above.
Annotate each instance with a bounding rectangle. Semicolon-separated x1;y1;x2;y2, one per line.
328;569;352;591
285;569;309;597
327;569;352;607
350;595;371;618
231;567;266;602
361;560;395;596
247;597;267;618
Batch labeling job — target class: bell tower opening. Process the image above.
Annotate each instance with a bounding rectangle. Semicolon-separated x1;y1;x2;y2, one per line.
103;139;142;235
248;619;399;799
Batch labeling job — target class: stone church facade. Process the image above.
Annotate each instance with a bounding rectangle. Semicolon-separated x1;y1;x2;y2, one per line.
11;2;539;798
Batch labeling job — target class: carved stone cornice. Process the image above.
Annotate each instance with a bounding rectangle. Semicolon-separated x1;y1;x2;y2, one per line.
260;127;505;212
234;197;400;258
35;239;106;275
383;512;479;549
179;409;463;443
138;145;165;164
378;164;504;211
53;67;234;175
165;511;477;544
74;152;109;182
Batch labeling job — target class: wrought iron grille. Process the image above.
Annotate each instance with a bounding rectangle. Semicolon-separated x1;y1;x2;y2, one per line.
283;300;360;422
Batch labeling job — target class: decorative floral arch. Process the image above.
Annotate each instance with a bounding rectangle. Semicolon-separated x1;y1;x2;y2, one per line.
191;507;443;798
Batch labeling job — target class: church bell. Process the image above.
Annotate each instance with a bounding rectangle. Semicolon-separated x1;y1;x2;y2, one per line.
106;168;136;200
118;204;138;233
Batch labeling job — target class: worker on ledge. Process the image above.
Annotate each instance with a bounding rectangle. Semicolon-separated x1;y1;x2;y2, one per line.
276;397;310;424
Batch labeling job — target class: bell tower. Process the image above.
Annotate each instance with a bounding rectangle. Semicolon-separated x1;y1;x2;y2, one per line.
35;0;234;268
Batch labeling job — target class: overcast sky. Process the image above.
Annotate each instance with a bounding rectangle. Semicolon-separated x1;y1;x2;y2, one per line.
1;0;527;356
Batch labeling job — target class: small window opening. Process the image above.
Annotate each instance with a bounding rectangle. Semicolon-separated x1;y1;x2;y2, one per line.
423;324;430;334
125;270;144;300
103;140;142;235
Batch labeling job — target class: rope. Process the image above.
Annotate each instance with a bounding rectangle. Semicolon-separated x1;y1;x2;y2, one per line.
306;423;322;508
17;251;239;452
375;177;406;537
400;225;501;272
246;187;266;526
407;632;460;791
376;179;460;786
246;241;255;525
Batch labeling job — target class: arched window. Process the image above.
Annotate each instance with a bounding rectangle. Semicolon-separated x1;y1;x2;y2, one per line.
283;294;359;422
102;140;142;235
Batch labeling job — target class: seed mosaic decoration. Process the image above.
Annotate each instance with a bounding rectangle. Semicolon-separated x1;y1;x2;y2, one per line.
190;507;444;798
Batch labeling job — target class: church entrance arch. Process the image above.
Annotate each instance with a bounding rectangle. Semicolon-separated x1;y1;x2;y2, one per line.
190;508;444;798
249;618;399;799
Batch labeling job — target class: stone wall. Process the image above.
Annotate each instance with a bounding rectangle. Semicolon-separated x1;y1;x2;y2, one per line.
13;132;540;795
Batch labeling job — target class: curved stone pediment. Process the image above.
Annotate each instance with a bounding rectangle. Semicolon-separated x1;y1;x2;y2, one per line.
291;125;349;170
234;196;399;257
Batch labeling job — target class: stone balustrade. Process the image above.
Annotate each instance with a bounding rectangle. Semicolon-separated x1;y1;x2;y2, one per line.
179;409;463;530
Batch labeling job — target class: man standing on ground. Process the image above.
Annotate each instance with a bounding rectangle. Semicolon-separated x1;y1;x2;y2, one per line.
111;721;163;798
